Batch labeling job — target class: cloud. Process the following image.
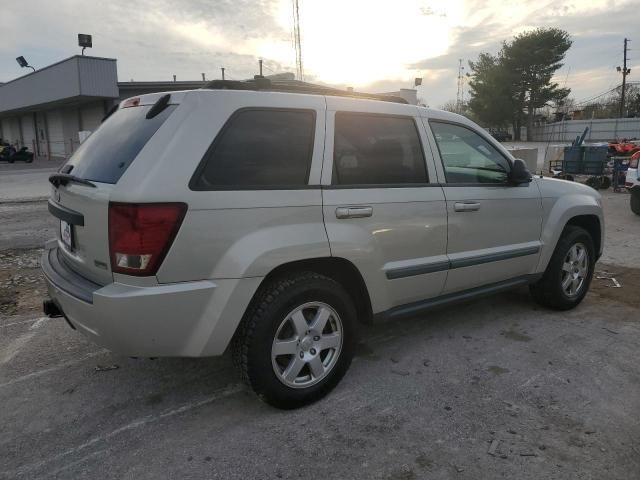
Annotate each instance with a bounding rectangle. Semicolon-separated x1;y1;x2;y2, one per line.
0;0;637;106
408;0;638;104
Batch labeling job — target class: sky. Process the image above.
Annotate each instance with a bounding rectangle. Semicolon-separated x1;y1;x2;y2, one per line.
0;0;638;108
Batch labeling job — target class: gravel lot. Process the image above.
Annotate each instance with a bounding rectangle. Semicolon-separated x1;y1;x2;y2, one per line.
1;190;639;480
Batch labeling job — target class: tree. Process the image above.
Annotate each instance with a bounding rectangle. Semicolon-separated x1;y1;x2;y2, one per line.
468;28;572;139
628;87;640;117
580;85;640;119
440;99;459;112
467;53;515;128
503;28;572;138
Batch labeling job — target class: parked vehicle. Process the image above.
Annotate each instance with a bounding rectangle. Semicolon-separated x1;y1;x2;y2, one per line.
0;145;34;163
487;128;512;142
626;151;640;215
42;81;604;408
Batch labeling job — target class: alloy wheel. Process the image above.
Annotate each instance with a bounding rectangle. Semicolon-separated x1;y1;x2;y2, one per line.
271;302;343;389
561;242;589;297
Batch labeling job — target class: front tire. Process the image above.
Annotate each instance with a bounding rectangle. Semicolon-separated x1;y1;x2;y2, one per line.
530;226;595;310
232;272;357;409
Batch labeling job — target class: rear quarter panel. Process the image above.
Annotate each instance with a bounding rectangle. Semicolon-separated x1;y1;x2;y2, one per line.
111;90;331;283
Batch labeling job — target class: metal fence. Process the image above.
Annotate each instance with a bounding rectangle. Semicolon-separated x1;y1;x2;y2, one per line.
530;118;640;142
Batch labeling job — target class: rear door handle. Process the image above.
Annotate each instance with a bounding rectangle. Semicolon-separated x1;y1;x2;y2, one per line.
335;206;373;219
454;202;481;212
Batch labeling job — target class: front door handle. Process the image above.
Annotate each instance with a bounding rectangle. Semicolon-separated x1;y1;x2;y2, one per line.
335;206;373;219
454;202;481;212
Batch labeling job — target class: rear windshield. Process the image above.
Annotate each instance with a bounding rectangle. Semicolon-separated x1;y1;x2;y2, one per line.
64;104;176;184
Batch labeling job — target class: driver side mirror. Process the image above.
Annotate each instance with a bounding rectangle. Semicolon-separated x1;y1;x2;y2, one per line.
509;158;532;185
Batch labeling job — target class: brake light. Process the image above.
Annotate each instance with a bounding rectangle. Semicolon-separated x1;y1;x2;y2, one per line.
122;97;140;108
108;203;187;276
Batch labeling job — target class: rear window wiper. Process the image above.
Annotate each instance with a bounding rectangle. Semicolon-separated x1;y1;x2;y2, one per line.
49;173;96;188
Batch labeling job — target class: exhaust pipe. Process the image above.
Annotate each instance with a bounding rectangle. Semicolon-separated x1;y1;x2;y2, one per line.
43;299;63;318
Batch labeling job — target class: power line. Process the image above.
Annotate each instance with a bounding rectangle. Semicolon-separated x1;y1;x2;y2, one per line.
574;84;622;106
572;80;640;107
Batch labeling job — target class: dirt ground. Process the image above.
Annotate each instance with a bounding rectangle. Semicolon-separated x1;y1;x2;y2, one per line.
0;249;45;317
591;264;640;310
1;191;639;479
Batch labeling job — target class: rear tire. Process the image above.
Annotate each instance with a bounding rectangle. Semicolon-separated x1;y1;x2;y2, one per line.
530;226;595;310
232;271;357;409
631;189;640;216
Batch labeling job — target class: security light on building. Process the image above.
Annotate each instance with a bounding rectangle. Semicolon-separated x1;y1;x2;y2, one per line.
78;34;92;55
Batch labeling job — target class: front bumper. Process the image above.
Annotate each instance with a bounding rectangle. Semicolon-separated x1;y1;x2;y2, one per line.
42;244;261;357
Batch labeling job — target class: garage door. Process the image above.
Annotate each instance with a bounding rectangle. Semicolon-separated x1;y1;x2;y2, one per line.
1;117;20;144
46;111;65;158
20;114;36;151
81;103;105;132
0;118;8;141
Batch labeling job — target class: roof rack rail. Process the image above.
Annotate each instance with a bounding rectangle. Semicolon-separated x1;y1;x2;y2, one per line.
201;78;409;104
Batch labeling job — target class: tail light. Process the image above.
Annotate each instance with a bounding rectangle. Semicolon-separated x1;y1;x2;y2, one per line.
108;202;187;276
630;155;639;169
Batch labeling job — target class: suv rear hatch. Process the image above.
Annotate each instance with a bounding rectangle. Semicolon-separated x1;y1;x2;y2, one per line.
49;94;178;285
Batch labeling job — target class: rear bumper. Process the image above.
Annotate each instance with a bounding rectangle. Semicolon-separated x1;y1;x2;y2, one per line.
42;244;261;357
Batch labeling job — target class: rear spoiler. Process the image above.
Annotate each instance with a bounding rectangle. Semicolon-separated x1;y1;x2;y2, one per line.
101;93;171;123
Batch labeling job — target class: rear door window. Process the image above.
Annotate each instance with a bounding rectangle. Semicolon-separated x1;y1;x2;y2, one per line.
333;113;428;185
191;109;315;189
65;104;176;184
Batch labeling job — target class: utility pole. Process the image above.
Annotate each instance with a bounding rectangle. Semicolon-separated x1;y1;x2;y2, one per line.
456;59;465;113
292;0;304;81
221;67;225;80
619;38;631;117
259;59;263;77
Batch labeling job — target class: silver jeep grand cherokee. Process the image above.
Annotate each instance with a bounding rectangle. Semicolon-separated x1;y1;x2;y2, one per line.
42;80;603;409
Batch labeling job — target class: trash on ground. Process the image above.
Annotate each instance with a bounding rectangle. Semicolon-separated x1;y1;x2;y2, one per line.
609;278;622;288
488;439;500;456
596;270;616;278
94;364;120;372
595;271;622;288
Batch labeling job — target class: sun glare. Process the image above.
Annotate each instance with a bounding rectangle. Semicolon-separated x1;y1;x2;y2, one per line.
267;0;463;87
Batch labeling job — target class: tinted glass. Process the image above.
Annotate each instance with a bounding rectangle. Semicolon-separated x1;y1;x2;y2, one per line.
194;109;315;188
67;104;176;184
430;121;511;184
333;113;428;185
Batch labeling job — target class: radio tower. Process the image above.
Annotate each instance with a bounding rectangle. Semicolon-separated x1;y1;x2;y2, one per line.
292;0;304;81
456;59;465;113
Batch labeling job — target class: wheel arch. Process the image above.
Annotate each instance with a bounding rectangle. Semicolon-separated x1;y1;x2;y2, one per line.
537;196;603;273
245;257;374;325
565;214;602;259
